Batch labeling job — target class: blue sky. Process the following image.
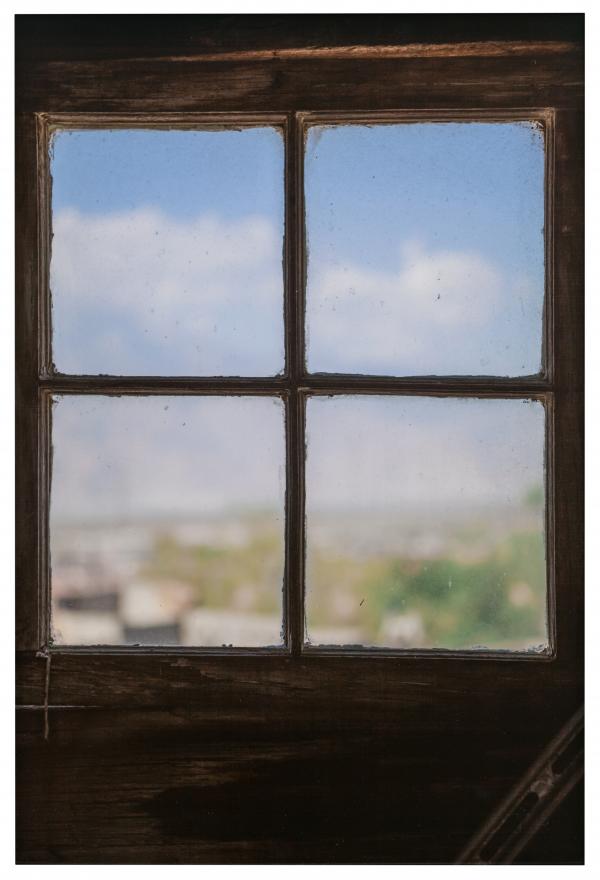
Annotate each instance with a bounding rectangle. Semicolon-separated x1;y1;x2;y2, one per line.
51;128;284;221
50;127;285;376
50;121;545;377
305;122;544;375
49;123;546;517
306;123;544;275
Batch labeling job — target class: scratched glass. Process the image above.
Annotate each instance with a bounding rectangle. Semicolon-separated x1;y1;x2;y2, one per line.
305;396;547;651
305;123;545;376
50;396;285;646
50;128;284;375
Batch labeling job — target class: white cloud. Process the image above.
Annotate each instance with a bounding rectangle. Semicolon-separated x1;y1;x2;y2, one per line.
306;397;545;512
53;207;279;296
307;239;540;375
51;207;541;377
50;394;544;523
50;207;284;375
51;396;286;521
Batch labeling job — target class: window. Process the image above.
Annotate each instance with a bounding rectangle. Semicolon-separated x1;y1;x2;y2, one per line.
16;15;583;865
41;113;552;654
47;122;288;648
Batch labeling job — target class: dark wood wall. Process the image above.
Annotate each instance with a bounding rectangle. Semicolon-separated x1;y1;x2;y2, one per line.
17;652;583;863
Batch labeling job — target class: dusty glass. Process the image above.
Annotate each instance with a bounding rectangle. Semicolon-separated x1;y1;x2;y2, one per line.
50;128;284;376
305;396;547;650
305;122;545;377
50;395;285;646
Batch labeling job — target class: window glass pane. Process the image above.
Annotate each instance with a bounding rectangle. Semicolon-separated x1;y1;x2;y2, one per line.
305;122;545;376
50;396;285;646
50;128;284;376
305;396;547;651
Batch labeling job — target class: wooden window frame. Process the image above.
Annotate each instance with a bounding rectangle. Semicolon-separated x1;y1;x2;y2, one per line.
16;19;583;718
34;107;557;662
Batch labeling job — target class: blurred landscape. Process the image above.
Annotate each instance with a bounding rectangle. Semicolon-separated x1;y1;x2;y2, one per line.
51;511;284;647
52;485;546;650
306;487;546;650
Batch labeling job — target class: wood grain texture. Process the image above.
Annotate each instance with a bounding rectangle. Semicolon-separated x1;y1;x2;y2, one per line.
17;53;583;115
551;107;584;669
16;650;579;712
15;114;42;651
17;692;580;864
16;652;46;706
15;14;584;63
16;649;582;863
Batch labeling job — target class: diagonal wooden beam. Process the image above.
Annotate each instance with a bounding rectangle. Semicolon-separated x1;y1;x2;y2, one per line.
457;706;583;864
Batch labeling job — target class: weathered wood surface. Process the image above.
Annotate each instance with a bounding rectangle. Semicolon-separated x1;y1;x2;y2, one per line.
15;14;584;62
16;649;579;711
15;114;42;651
16;647;582;862
17;53;583;115
16;689;581;864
